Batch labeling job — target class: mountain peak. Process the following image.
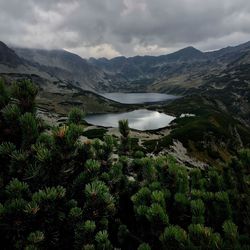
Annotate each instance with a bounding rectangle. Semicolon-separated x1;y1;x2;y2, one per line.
164;46;205;61
175;46;203;55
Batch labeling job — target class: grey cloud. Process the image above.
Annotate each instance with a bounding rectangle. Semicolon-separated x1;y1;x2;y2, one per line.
0;0;250;58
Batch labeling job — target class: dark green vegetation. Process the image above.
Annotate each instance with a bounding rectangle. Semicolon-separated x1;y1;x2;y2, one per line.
143;90;250;165
83;128;108;140
0;79;250;249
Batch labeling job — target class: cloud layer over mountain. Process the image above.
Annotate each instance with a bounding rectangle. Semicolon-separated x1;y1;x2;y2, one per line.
1;0;250;58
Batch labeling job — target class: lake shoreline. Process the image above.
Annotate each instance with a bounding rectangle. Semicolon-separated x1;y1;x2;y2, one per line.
85;109;176;131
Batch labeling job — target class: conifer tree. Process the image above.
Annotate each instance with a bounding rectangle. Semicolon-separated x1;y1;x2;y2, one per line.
119;119;130;154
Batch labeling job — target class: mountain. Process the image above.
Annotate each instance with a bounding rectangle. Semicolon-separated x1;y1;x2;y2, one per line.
0;40;250;94
0;41;129;115
14;48;112;91
159;46;206;62
206;41;250;62
89;46;207;79
88;41;250;93
0;41;24;67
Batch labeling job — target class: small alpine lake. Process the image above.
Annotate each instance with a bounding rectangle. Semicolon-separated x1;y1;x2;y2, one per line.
85;109;176;131
100;92;178;104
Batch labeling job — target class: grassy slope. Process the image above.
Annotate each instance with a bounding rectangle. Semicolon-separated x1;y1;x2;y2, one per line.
36;90;134;115
143;95;250;165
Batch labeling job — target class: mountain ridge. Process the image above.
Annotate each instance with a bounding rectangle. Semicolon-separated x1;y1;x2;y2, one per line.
0;40;250;94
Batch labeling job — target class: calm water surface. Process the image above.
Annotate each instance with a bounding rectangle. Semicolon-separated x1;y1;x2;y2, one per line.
100;92;177;104
85;109;175;131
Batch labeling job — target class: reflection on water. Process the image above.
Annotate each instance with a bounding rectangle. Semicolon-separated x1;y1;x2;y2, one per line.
100;92;178;104
85;109;175;131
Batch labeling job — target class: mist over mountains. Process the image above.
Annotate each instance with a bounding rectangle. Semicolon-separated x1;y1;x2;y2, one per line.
0;40;249;94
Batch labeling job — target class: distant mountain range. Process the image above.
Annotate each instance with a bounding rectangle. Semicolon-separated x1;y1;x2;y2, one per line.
0;40;250;94
89;41;250;93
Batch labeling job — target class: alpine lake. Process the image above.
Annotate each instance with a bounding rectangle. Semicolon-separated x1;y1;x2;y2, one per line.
85;93;178;131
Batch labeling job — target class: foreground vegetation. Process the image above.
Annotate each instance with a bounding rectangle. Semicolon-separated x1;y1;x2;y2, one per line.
0;79;249;249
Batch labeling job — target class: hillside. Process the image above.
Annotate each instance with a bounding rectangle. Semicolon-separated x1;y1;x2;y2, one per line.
2;40;248;94
0;42;131;115
0;41;23;67
14;48;114;91
88;41;250;93
0;79;249;249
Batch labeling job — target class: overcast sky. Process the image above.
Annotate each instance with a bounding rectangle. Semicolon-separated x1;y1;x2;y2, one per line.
1;0;250;58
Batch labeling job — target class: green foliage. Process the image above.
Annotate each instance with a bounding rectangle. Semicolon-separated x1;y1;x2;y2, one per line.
85;159;101;176
119;119;130;138
68;107;85;125
188;224;222;249
223;220;239;247
160;225;188;249
151;190;165;208
140;157;157;182
191;199;205;224
134;150;145;158
66;124;84;147
190;169;203;189
238;148;250;169
2;103;21;123
83;128;107;140
0;79;249;249
11;79;38;113
83;244;95;250
32;186;66;203
137;243;151;250
95;230;112;250
35;144;52;163
85;180;115;218
69;207;83;220
119;119;131;154
207;170;224;192
19;113;39;147
146;203;169;225
36;132;54;147
27;231;45;244
0;78;10;108
5;178;30;198
84;220;96;233
0;141;16;154
131;187;151;207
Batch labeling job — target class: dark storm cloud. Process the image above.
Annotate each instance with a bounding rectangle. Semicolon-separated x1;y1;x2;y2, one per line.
1;0;250;58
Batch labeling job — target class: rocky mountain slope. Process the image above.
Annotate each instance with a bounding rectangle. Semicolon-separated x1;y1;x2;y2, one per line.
0;42;125;114
14;48;114;91
0;41;23;67
89;41;250;93
0;42;60;83
0;40;247;94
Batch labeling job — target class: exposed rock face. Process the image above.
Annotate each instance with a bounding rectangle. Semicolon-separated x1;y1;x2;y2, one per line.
0;40;246;94
89;41;250;93
14;47;112;91
0;41;23;67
